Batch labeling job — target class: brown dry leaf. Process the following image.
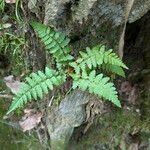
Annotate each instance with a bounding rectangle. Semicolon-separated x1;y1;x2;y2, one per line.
120;81;132;94
4;75;22;94
19;111;42;132
5;0;16;3
120;81;139;105
84;99;105;134
22;109;36;120
24;108;35;115
128;85;139;105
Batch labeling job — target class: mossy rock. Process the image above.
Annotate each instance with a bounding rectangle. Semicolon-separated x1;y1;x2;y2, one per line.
68;110;150;149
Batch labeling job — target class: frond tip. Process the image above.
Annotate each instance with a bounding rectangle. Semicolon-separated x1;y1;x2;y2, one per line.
7;67;66;114
75;45;128;71
72;70;121;107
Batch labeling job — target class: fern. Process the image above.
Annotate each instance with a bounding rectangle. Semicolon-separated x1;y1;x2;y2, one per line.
70;45;128;73
6;22;128;114
7;67;66;114
71;70;121;107
30;22;74;63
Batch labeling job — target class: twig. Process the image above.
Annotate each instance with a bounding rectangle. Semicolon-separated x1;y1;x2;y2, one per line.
118;0;135;59
36;129;43;144
48;96;54;107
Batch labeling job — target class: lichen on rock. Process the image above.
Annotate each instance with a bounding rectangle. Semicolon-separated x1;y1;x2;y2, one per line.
128;0;150;23
43;0;150;31
44;0;70;26
71;0;97;24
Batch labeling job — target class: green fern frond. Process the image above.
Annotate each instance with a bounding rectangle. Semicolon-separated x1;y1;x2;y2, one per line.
71;70;121;107
30;22;73;62
74;45;128;71
7;67;66;114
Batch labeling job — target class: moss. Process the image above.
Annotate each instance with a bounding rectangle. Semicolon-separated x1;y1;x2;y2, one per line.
69;110;150;149
0;22;26;76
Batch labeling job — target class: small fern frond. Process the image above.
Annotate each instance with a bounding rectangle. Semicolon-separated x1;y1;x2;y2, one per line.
7;67;66;114
75;45;128;71
30;22;73;63
71;70;121;107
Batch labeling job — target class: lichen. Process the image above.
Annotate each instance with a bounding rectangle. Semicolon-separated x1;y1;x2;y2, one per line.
71;0;97;24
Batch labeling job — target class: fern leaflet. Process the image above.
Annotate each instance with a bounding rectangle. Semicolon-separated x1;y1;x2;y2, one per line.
7;67;66;114
71;70;121;107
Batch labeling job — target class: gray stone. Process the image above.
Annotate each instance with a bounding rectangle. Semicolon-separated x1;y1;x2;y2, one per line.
44;0;150;30
46;90;91;149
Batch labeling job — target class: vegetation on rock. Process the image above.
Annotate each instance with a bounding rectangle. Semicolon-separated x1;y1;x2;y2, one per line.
7;22;127;114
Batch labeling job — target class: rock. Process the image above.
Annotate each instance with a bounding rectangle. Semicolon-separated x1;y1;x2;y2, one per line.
46;90;91;150
129;0;150;23
44;0;71;26
44;0;150;30
42;0;150;57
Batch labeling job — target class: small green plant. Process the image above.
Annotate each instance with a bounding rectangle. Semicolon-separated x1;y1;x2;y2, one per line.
0;32;25;54
7;22;128;114
0;28;25;75
0;0;5;12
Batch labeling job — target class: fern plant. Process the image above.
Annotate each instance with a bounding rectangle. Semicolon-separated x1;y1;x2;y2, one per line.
7;22;128;114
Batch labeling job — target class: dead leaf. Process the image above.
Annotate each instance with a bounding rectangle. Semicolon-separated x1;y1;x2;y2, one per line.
5;0;16;3
84;99;105;134
19;111;42;132
120;81;139;105
120;81;132;94
128;85;139;105
4;75;22;94
22;109;36;120
24;108;36;114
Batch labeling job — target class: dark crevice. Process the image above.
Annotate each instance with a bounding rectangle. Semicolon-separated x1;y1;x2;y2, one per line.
124;11;150;76
64;1;73;21
72;0;80;6
123;11;150;123
0;54;10;70
125;22;141;47
69;34;84;44
64;0;80;21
